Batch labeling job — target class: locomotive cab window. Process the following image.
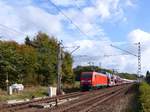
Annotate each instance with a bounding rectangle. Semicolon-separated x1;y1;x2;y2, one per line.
81;74;92;78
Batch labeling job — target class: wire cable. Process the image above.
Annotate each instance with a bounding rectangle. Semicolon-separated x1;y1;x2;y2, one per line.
46;0;91;39
0;24;26;36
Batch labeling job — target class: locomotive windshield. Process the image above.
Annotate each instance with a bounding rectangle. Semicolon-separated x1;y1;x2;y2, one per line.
81;73;92;78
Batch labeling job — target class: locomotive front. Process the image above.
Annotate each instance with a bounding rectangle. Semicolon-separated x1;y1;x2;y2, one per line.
80;72;93;91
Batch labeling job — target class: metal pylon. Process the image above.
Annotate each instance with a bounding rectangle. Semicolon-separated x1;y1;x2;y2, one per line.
137;42;141;77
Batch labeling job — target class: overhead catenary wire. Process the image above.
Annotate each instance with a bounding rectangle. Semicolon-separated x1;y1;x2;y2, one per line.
110;44;138;57
74;0;82;11
85;0;103;21
73;0;94;25
0;28;20;39
110;43;142;76
104;53;130;57
46;0;91;39
0;24;26;36
70;46;80;54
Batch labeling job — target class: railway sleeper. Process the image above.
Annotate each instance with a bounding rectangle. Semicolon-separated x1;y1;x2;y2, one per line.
29;97;79;109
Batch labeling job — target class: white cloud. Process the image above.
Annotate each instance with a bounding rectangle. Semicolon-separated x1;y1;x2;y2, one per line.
59;8;105;39
51;0;75;6
125;0;136;7
0;0;141;74
51;0;86;7
128;29;150;43
0;0;63;43
70;29;150;75
82;7;97;20
93;0;126;21
127;29;150;74
19;6;62;34
0;0;135;42
71;42;136;74
67;39;126;69
57;0;135;39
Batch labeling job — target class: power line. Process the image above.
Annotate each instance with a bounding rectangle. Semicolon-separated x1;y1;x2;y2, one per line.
104;53;130;57
0;24;26;36
110;44;137;57
87;0;103;20
70;46;80;54
73;0;94;24
46;0;91;39
74;0;82;11
110;43;142;77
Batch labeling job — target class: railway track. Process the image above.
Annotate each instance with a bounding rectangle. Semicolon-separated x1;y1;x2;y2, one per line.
39;84;133;112
0;91;84;112
1;86;116;112
82;85;130;112
0;84;133;112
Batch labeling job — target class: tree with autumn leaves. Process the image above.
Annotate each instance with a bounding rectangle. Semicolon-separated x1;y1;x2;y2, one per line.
0;32;74;89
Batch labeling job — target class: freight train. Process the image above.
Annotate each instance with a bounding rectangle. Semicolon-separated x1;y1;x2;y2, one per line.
80;71;134;91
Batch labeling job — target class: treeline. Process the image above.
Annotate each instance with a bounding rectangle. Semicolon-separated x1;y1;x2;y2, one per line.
73;65;138;81
117;73;138;80
0;32;73;89
145;70;150;83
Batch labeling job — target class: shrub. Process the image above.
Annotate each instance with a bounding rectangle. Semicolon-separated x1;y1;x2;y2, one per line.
139;82;150;112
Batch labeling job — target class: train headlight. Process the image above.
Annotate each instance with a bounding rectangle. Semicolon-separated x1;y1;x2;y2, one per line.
81;80;91;83
87;80;91;83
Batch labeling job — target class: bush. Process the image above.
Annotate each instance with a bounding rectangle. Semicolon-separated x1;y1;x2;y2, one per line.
139;82;150;112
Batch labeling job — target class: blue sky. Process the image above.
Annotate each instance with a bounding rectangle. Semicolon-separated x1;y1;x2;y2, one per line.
0;0;143;41
0;0;150;74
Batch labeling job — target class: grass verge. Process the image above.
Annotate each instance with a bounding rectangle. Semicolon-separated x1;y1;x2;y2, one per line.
0;86;47;101
0;82;81;102
139;82;150;112
127;84;141;112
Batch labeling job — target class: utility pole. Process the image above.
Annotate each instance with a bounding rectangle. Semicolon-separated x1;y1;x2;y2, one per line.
99;62;101;68
88;62;94;71
92;62;95;71
57;41;63;95
137;42;141;78
6;72;9;94
56;43;80;95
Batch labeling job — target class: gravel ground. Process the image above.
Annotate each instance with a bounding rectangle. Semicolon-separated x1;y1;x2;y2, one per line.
89;84;139;112
2;84;139;112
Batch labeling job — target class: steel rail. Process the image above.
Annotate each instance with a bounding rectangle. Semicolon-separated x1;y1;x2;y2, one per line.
58;86;125;112
41;84;131;112
1;92;83;112
80;85;131;112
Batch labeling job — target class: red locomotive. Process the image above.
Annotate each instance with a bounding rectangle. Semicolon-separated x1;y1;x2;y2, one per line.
80;71;135;91
80;71;120;90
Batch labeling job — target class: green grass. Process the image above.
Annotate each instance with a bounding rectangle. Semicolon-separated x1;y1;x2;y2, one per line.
0;82;81;102
127;84;141;112
139;82;150;112
63;81;80;93
0;86;48;101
